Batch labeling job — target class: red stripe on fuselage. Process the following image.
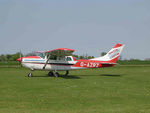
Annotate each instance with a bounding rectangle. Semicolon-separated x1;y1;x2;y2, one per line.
73;58;117;68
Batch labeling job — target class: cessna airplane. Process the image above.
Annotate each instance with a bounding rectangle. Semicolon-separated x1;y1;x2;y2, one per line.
17;43;124;77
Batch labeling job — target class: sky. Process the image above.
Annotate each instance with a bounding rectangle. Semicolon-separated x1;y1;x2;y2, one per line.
0;0;150;60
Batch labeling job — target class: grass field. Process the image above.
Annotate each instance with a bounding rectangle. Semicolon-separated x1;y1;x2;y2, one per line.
0;66;150;113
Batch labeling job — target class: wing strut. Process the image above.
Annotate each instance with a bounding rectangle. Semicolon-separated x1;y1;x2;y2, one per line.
43;55;51;69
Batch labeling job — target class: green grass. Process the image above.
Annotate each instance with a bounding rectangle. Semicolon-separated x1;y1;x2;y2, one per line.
117;60;150;65
0;61;19;66
0;66;150;113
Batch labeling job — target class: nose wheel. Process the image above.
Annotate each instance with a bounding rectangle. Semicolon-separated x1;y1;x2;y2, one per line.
28;73;33;77
28;69;34;77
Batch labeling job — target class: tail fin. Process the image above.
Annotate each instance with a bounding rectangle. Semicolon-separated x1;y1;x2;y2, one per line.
91;43;125;63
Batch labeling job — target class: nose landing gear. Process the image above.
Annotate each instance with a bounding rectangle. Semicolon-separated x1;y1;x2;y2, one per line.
28;73;33;77
28;69;34;77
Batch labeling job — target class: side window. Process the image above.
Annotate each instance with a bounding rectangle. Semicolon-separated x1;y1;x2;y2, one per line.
37;53;45;59
49;55;57;60
66;57;72;61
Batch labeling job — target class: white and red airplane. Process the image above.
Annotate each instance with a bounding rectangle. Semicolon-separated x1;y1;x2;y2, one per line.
17;43;124;77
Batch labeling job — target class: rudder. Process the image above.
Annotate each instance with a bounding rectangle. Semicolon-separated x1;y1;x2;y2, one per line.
91;43;125;63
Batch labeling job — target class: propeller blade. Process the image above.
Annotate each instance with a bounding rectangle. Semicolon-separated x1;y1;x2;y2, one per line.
20;50;23;67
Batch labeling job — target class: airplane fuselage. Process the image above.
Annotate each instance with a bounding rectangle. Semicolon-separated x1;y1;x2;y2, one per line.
20;56;114;71
21;56;80;71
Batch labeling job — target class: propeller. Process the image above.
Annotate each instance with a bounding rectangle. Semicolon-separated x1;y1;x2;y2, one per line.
19;50;23;67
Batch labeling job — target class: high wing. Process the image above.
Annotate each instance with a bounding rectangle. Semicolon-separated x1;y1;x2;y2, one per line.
43;48;75;69
45;48;75;57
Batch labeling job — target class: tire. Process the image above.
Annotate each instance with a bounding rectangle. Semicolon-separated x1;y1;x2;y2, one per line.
54;72;59;77
28;73;32;77
48;72;54;77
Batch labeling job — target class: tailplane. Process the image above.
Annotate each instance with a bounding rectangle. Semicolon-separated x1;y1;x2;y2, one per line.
91;43;125;63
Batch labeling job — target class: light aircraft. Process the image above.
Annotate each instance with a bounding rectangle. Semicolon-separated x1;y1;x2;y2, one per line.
17;43;124;77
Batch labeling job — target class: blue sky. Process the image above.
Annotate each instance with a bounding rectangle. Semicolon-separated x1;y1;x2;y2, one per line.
0;0;150;59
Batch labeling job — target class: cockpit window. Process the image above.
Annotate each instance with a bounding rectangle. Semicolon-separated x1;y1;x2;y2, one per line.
49;55;57;60
66;57;72;61
36;53;45;59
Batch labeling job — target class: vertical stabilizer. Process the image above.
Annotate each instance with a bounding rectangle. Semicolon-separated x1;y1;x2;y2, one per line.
91;43;125;63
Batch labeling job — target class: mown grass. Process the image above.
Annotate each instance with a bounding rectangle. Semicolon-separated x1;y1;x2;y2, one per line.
117;60;150;65
0;66;150;113
0;61;19;67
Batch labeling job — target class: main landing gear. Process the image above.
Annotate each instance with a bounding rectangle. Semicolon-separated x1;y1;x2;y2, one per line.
48;70;69;77
48;71;59;77
27;70;69;77
65;70;69;76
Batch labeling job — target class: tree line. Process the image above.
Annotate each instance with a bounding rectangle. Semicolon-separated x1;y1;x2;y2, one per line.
0;53;21;61
0;52;94;61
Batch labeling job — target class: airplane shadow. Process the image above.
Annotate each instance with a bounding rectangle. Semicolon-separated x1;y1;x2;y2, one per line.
59;75;81;79
27;74;122;78
30;74;81;79
100;74;122;77
26;75;49;78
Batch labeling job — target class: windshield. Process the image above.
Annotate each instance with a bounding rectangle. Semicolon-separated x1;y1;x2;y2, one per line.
66;57;72;61
36;53;45;59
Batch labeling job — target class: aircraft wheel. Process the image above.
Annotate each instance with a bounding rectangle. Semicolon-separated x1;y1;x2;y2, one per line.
28;73;32;77
54;72;59;77
65;71;69;76
48;71;54;77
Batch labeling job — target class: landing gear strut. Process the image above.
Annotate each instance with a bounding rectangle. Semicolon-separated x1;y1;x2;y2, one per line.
28;69;34;77
65;70;69;76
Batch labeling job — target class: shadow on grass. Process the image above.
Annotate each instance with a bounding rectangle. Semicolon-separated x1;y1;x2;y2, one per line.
30;74;81;79
29;75;50;78
59;75;81;79
26;74;121;78
100;74;122;77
